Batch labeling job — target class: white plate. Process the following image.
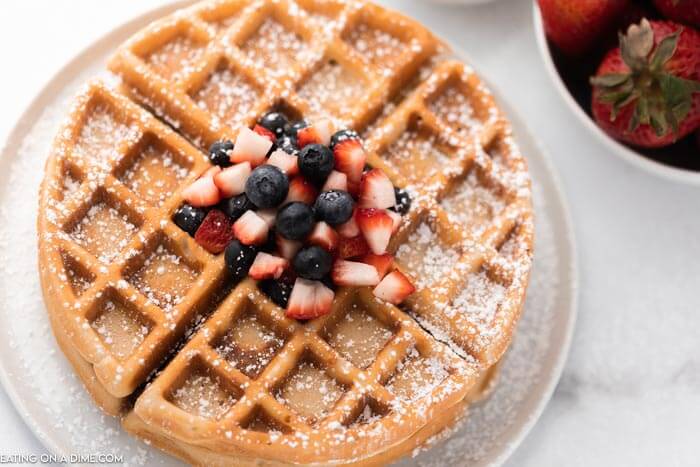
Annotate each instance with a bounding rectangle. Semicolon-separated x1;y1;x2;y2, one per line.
532;4;700;187
0;2;577;466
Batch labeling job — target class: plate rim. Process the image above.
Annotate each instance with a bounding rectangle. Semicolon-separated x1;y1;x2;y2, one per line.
0;1;578;465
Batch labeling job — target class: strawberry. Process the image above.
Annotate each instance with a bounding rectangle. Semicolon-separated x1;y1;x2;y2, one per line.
231;127;272;166
285;176;318;205
337;213;360;238
337;235;371;259
194;209;234;254
373;270;415;304
359;254;394;279
296;120;334;148
333;139;366;183
322;170;348;192
307;222;339;253
331;260;381;287
537;0;629;55
286;278;335;320
276;234;302;260
232;210;269;245
213;162;251;198
182;176;220;207
359;169;396;209
590;19;700;148
203;165;222;178
267;150;299;176
356;208;393;255
249;252;288;280
653;0;700;28
253;124;276;143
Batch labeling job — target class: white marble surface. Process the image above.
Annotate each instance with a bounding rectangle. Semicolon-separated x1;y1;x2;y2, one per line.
0;1;698;465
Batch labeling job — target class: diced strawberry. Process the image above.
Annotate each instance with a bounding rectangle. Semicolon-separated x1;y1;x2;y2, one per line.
359;169;396;209
331;260;380;287
307;222;339;253
285;177;318;205
213;162;251;198
337;214;360;238
315;119;334;146
356;208;393;255
276;234;302;260
194;209;234;254
373;270;415;304
249;252;288;280
386;209;402;233
337;235;371;259
203;165;222;178
267;149;299;176
257;208;277;228
333;139;366;183
359;254;394;279
253;124;276;143
286;278;335;320
231;127;272;167
322;170;348;192
347;179;361;197
182;176;220;207
297;126;321;149
232;210;269;246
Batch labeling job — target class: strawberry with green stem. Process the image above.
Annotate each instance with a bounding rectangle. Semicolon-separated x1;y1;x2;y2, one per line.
590;19;700;148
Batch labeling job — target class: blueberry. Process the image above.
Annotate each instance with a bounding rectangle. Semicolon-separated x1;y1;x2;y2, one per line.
173;204;206;236
314;190;354;226
329;129;360;149
298;144;334;185
245;165;289;209
258;279;293;308
259;112;288;138
392;187;412;215
218;193;255;221
286;120;308;138
276;202;315;240
293;246;332;280
224;240;257;281
209;140;233;167
277;134;299;155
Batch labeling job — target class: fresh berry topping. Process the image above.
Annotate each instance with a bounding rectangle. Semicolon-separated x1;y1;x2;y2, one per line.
213;162;251;198
359;169;396;209
332;139;366;183
386;209;402;233
337;213;360;238
330;129;360;149
259;279;293;308
225;239;258;281
232;210;270;246
276;202;315;240
182;175;220;207
231;127;273;166
249;252;288;280
292;245;333;280
359;254;394;279
298;144;334;185
337;235;371;259
356;208;393;255
285;176;318;205
267;149;299;176
314;190;354;226
276;234;302;260
286;278;334;320
218;193;255;221
253;124;277;143
331;260;381;287
173;204;206;236
277;134;299;155
373;270;415;304
392;187;411;215
259;111;288;138
297;126;321;149
286;120;308;137
194;209;234;254
307;222;339;253
245;165;289;209
322;170;348;192
209;140;233;167
257;208;278;228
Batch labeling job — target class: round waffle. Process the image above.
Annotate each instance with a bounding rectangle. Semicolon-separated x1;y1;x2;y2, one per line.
38;0;534;465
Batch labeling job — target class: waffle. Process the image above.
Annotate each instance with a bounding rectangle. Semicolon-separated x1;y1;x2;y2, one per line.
38;0;534;465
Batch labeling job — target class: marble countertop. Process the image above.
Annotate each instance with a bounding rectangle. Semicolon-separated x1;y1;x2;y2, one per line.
1;1;698;465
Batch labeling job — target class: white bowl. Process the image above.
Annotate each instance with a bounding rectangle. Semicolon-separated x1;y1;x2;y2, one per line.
532;4;700;186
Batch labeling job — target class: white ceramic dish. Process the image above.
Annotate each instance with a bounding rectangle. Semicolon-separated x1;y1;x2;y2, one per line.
532;4;700;187
0;2;577;466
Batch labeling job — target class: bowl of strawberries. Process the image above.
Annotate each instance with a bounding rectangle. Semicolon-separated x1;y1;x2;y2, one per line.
534;0;700;184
